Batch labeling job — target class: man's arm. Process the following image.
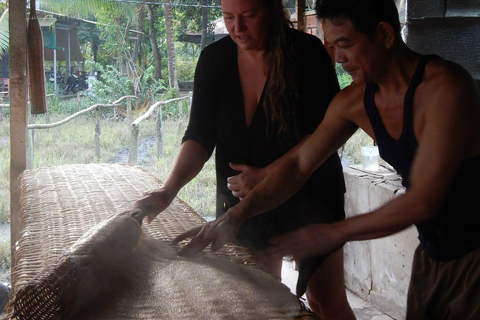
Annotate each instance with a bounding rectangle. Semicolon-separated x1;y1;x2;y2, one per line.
173;92;360;255
227;135;310;199
268;61;480;260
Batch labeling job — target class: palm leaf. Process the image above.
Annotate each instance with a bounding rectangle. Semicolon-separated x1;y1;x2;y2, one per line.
40;0;135;21
0;9;8;58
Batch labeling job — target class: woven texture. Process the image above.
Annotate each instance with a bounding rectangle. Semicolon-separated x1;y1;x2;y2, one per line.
5;164;319;320
10;254;78;320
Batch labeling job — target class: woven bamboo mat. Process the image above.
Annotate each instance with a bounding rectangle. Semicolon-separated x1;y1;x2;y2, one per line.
6;163;319;320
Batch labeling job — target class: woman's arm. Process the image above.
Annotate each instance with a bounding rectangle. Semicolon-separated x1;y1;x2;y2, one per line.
133;140;209;222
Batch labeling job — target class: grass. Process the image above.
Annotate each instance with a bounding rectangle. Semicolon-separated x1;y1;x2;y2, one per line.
0;109;217;222
0;239;9;270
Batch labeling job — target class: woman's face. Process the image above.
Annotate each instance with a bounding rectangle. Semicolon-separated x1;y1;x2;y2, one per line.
221;0;269;52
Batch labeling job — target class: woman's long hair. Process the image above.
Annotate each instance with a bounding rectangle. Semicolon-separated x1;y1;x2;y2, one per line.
262;0;298;137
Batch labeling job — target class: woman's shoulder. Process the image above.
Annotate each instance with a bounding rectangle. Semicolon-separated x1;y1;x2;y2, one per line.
201;35;235;58
196;36;236;73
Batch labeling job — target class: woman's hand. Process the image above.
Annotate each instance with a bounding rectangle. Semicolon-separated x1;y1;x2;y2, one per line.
266;224;346;261
133;186;176;223
227;162;267;200
171;208;242;256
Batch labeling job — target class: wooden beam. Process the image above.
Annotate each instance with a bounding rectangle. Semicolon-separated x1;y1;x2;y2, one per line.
296;0;306;31
9;0;28;272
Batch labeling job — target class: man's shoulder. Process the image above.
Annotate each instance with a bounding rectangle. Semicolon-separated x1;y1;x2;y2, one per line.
337;82;365;100
424;57;473;87
330;83;366;115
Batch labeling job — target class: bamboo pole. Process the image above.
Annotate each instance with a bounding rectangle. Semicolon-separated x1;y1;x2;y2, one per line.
95;108;101;161
128;124;139;164
26;96;136;165
127;97;132;124
156;107;163;157
128;96;189;163
26;116;35;169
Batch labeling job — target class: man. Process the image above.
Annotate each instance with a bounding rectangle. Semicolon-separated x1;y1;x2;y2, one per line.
173;0;480;318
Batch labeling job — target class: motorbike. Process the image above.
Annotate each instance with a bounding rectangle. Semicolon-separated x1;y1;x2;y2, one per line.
45;70;65;90
63;71;89;95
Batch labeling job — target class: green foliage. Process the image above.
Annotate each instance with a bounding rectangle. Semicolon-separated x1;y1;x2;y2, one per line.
336;63;353;90
176;53;198;81
138;65;167;101
87;64;134;101
39;0;135;22
0;9;8;58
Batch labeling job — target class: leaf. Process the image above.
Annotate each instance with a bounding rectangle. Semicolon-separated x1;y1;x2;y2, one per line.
0;9;9;58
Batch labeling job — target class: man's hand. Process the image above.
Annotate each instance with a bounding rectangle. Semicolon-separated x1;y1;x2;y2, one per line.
227;162;267;200
133;186;176;223
266;224;346;261
171;209;241;256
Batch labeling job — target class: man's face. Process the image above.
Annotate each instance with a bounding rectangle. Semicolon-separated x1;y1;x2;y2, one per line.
323;18;385;84
221;0;269;52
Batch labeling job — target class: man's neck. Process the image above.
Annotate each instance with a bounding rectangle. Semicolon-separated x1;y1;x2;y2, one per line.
375;47;420;97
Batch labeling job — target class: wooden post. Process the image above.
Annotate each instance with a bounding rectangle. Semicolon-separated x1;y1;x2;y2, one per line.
10;0;28;271
296;0;306;31
95;107;101;161
126;97;132;124
156;107;163;158
128;124;139;164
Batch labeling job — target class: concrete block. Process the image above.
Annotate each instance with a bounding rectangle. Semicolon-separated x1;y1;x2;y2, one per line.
343;167;418;319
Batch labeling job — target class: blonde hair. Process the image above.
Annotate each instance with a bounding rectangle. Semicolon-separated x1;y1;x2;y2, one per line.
262;0;298;137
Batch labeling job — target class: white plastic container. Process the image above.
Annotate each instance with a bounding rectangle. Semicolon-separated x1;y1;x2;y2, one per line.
361;146;379;171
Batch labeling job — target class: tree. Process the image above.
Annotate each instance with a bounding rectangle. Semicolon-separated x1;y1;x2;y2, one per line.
163;0;178;94
146;3;162;80
200;0;207;50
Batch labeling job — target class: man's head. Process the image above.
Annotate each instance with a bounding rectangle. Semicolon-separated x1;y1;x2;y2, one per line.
316;0;403;84
316;0;401;40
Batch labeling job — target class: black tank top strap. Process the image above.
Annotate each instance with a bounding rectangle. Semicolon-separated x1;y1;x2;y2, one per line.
363;54;441;187
404;54;441;111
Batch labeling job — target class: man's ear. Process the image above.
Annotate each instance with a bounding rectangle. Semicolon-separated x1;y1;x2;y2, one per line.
376;22;395;49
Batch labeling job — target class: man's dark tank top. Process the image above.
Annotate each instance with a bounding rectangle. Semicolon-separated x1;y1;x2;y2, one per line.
364;54;480;261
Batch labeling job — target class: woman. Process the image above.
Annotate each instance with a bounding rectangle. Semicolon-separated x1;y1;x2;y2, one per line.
134;0;355;318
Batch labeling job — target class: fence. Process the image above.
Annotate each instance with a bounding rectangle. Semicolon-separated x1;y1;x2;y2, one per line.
27;96;137;168
25;94;192;167
128;95;191;163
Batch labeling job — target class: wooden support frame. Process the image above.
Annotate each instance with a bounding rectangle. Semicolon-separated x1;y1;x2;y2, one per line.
9;0;28;272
